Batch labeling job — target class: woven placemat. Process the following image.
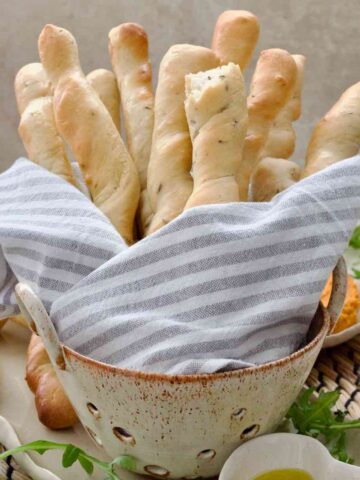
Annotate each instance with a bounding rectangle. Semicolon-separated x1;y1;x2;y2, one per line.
0;445;31;480
307;335;360;419
1;336;360;480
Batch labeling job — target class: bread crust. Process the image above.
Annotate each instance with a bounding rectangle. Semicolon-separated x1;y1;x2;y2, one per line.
302;81;360;178
212;10;260;70
26;334;78;430
236;49;297;200
39;24;140;244
109;23;154;236
261;54;306;160
250;157;301;202
146;44;219;234
184;63;247;208
86;68;121;131
15;63;77;186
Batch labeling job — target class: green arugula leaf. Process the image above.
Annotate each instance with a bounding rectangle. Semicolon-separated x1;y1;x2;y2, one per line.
78;454;94;475
0;439;136;479
352;268;360;279
350;226;360;249
287;388;360;464
62;444;81;468
111;455;137;472
0;440;67;459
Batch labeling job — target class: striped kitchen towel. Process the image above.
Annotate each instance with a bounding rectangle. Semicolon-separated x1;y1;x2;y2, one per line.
0;156;359;374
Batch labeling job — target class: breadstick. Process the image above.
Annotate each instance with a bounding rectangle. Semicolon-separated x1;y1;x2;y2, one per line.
261;55;306;160
184;63;247;209
108;23;154;236
211;10;260;71
86;68;120;131
147;44;219;234
236;49;297;200
15;63;77;186
302;81;360;178
109;23;154;189
38;24;140;244
14;62;50;115
26;333;77;429
250;157;301;202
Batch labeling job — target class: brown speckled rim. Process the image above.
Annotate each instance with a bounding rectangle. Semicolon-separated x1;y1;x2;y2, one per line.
62;304;330;384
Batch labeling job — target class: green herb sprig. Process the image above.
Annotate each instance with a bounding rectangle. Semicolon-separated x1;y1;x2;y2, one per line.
350;226;360;250
0;440;136;480
287;388;360;464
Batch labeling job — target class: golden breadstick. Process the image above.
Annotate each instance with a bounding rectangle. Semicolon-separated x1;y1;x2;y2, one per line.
15;62;50;115
86;68;120;131
184;63;247;209
250;157;301;202
147;44;219;234
236;49;297;200
108;23;154;236
302;81;360;178
109;23;154;189
261;54;306;159
39;24;140;244
15;63;77;186
26;333;78;429
211;10;260;71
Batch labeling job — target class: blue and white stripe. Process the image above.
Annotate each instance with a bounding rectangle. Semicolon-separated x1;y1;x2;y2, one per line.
0;156;359;374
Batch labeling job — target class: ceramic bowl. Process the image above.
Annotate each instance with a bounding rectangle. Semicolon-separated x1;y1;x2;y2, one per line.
219;433;360;479
14;258;347;479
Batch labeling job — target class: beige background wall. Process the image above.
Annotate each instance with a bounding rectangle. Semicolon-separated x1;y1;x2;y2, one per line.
1;0;359;171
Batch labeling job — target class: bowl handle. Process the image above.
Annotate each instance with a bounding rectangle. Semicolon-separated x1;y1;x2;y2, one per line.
326;256;348;334
14;283;66;370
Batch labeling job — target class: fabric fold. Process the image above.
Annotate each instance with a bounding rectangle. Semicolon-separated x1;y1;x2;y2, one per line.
0;156;359;374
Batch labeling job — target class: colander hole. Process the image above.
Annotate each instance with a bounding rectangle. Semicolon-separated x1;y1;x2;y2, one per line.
144;465;170;477
232;407;246;420
113;426;136;445
240;424;260;440
197;449;216;460
85;426;103;447
86;402;100;419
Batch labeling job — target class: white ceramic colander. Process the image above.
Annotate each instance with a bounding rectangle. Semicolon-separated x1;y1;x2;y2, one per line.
14;258;347;479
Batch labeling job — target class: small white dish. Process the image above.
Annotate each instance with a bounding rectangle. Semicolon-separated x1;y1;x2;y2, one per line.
324;321;360;348
219;433;360;480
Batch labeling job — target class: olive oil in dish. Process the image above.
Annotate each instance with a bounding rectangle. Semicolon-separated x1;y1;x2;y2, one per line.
253;469;313;480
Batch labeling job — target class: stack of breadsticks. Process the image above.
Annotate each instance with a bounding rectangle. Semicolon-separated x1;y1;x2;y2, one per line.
10;10;360;429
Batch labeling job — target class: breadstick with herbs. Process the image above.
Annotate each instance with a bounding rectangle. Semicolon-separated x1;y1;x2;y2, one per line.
184;63;247;209
146;44;218;234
